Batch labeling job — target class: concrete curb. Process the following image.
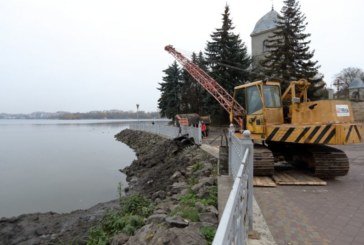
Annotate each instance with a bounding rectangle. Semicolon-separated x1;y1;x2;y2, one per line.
249;197;277;245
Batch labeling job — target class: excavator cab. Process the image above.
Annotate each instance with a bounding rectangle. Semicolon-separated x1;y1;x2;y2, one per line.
233;81;284;139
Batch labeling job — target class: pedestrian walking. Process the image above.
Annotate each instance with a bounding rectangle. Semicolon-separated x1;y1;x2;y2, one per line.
201;122;207;138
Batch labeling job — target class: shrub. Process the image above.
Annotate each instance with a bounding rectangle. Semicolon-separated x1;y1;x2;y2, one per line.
200;226;216;245
87;227;108;245
119;194;153;217
87;194;154;244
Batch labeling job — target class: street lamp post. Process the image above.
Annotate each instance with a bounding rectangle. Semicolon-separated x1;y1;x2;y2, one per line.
136;104;140;124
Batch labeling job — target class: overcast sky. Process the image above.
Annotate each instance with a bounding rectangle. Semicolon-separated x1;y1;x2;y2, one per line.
1;0;363;114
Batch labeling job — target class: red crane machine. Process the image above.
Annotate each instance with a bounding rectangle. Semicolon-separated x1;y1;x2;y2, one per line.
164;45;245;125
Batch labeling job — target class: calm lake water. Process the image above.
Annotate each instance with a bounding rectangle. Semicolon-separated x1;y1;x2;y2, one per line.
0;119;139;218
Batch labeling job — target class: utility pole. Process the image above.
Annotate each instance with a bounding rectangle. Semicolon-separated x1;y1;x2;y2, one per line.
136;104;140;124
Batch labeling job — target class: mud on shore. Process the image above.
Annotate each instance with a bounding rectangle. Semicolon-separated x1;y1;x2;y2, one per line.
0;129;219;245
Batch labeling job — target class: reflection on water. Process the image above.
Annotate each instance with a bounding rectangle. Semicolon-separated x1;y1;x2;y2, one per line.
0;120;144;218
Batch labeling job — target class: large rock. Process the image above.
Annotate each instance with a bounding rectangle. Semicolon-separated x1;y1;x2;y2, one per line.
111;233;130;245
170;182;188;194
194;162;214;177
146;214;167;224
170;171;183;181
126;223;207;245
206;206;219;216
199;212;218;225
191;177;215;192
156;200;177;214
165;216;189;228
151;190;166;200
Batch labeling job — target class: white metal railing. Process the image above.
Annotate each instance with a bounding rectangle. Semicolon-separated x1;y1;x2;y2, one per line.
129;123;202;145
213;126;254;245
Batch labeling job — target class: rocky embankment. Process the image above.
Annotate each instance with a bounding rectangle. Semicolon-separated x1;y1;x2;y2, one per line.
115;129;219;244
0;200;119;244
0;129;219;244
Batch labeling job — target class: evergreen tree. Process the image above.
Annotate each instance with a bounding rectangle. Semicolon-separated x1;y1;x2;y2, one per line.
204;5;251;124
260;0;321;97
158;62;182;119
180;52;209;115
196;51;211;114
180;52;199;114
308;73;326;99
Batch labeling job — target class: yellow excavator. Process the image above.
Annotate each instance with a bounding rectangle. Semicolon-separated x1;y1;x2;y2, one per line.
165;45;364;178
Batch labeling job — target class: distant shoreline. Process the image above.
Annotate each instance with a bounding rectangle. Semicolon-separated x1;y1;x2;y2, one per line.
0;110;161;120
0;118;169;121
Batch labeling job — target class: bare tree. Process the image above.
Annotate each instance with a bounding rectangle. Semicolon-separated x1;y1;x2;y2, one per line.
335;67;364;89
334;67;364;98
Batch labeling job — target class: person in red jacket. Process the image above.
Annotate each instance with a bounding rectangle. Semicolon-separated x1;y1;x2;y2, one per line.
201;122;207;138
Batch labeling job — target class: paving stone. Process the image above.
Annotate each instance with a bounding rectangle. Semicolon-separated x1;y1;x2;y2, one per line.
255;143;364;245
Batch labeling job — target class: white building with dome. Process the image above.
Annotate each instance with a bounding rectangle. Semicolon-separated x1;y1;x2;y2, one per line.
250;9;279;68
349;78;364;101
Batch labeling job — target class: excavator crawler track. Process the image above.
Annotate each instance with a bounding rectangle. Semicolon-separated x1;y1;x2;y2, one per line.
253;144;275;176
309;145;349;178
268;142;349;178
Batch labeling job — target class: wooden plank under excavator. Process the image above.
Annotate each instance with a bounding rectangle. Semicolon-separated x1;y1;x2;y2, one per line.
253;176;277;187
273;170;327;186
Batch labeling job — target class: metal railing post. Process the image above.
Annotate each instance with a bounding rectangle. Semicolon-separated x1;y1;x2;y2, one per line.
242;130;254;232
228;124;235;176
198;121;202;145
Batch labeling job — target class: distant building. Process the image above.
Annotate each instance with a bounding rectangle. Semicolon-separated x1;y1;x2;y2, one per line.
349;78;364;101
250;9;279;69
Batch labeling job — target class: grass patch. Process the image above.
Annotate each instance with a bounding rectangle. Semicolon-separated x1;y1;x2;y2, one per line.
119;194;154;217
200;186;217;207
87;194;153;245
179;192;197;207
179;185;217;208
171;206;200;222
187;176;198;186
191;162;204;172
200;226;216;245
171;185;217;223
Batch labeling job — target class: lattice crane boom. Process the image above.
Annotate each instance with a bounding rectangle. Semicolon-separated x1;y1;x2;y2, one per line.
164;45;246;124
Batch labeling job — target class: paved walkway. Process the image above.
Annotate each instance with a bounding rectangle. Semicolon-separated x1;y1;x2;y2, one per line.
255;144;364;245
203;128;364;244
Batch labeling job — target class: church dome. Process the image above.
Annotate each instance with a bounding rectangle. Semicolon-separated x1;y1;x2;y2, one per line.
251;9;279;36
349;78;364;89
